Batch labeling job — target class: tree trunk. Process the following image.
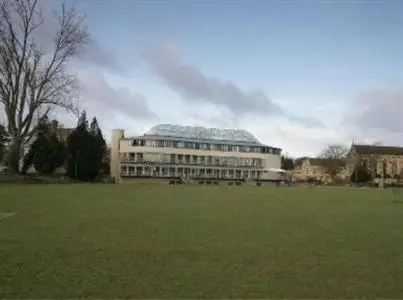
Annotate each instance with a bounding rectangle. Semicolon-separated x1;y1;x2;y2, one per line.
7;135;23;174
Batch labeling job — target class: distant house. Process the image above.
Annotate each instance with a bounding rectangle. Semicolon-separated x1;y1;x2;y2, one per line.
293;157;347;182
347;144;403;178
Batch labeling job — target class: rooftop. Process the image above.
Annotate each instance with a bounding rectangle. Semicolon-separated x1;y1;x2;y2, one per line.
352;144;403;156
144;124;263;145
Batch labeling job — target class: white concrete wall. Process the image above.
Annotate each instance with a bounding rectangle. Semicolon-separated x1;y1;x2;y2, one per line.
117;138;281;170
110;129;124;180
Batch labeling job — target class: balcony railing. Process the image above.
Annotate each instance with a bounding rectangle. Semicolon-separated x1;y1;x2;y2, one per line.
120;159;262;168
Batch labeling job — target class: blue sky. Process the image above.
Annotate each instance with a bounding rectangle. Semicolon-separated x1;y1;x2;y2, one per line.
60;0;403;156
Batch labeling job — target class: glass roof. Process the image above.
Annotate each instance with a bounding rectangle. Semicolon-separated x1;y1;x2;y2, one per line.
144;124;262;144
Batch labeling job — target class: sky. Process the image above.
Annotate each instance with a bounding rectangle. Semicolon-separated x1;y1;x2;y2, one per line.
49;0;403;156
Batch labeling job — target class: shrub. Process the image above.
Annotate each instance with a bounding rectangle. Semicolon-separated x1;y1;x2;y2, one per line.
350;167;371;183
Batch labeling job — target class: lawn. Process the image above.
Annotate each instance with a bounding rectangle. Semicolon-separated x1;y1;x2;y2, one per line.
1;184;403;298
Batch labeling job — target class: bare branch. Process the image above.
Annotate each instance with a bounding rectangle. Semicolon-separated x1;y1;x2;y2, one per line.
0;0;90;171
319;145;348;178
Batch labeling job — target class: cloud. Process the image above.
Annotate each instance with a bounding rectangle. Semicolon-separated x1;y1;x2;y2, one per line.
246;121;351;157
54;68;158;143
77;68;157;122
141;43;322;127
344;87;403;133
141;44;282;115
80;40;123;72
28;0;122;72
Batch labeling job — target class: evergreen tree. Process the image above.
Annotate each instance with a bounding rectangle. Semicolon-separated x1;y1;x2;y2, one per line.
66;111;89;180
281;155;295;170
66;113;106;181
350;166;371;183
22;118;67;175
90;117;107;177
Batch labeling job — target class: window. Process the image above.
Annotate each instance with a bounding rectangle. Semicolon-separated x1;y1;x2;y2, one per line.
170;154;176;163
128;166;135;175
185;142;194;149
121;166;127;175
137;154;143;163
144;167;151;176
382;160;387;177
392;160;398;175
146;140;156;147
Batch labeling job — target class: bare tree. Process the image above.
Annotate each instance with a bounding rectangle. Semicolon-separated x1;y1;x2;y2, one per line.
0;0;89;172
319;144;348;179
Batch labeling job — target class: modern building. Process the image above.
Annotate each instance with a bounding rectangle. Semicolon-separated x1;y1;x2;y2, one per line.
110;124;284;183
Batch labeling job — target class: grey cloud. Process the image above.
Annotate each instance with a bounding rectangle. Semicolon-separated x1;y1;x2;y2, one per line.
28;0;122;72
78;69;157;121
141;43;323;127
188;112;240;129
339;87;403;147
344;87;403;133
141;44;284;116
81;40;123;72
289;115;325;128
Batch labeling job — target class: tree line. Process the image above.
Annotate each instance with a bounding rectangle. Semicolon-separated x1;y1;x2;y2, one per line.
1;111;108;181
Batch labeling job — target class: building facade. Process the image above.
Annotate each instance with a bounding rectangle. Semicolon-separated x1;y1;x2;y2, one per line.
292;157;348;182
110;124;283;183
347;144;403;178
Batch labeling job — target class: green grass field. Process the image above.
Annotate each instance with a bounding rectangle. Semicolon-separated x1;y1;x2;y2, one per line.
1;184;403;298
